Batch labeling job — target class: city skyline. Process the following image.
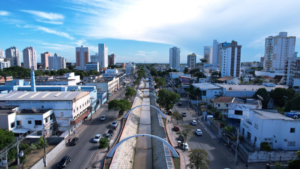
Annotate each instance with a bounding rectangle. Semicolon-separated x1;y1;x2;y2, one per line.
1;0;300;64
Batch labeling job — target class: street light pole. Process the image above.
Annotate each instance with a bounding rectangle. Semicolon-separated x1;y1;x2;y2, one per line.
187;94;189;110
235;127;239;165
17;141;20;169
43;131;47;167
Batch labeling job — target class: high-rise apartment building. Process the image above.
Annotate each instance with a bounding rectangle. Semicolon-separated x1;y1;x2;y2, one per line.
0;49;4;58
98;44;108;68
108;53;116;65
212;40;219;65
0;58;11;70
204;46;213;64
169;47;180;69
23;47;37;70
187;53;196;69
41;52;51;69
220;41;242;77
264;32;296;72
76;45;90;70
5;46;21;67
90;53;98;62
48;53;66;70
285;57;300;88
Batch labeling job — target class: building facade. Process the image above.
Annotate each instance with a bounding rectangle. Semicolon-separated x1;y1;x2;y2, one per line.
0;49;4;58
187;53;196;69
48;53;66;70
212;40;219;65
204;46;213;64
5;46;21;67
90;53;98;62
23;47;37;70
169;47;180;69
285;57;300;89
264;32;296;72
98;44;108;68
0;58;11;70
86;62;99;72
220;41;242;77
41;52;51;69
76;45;90;70
108;53;116;65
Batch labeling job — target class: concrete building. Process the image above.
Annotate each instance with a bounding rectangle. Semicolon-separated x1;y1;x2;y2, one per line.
220;41;242;78
191;83;223;101
34;72;80;86
86;62;99;72
0;49;4;58
240;109;300;150
98;44;108;68
126;62;136;75
264;32;296;72
212;40;219;65
85;77;119;97
41;52;51;69
285;57;300;89
48;53;66;70
5;46;21;67
0;58;11;70
76;45;90;70
169;47;180;69
108;53;116;65
210;97;234;112
23;47;37;70
204;46;213;64
90;53;98;62
187;53;196;69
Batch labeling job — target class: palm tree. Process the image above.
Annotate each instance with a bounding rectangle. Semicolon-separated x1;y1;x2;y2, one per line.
187;148;210;169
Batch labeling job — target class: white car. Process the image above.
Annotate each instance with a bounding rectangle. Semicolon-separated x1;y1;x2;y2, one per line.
195;129;203;136
93;134;102;143
111;121;118;128
182;142;189;150
191;120;197;126
100;115;106;121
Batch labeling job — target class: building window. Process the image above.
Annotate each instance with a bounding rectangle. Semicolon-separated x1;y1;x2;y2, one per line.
234;110;243;115
254;123;258;129
28;121;32;124
10;122;15;128
35;120;42;125
288;141;295;147
290;128;295;133
254;137;257;142
45;118;48;123
202;91;206;96
50;114;53;120
218;104;220;107
226;104;228;107
17;121;21;126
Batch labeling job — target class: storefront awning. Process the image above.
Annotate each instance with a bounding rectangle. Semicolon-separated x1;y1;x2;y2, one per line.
12;128;30;134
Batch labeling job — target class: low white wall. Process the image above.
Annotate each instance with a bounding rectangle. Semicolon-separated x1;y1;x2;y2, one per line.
248;151;298;163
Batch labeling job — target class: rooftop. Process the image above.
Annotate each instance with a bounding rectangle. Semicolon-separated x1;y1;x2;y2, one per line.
0;106;18;115
0;91;89;101
17;109;52;114
218;84;288;92
217;76;236;81
192;83;221;90
253;110;294;120
232;98;262;106
212;97;233;103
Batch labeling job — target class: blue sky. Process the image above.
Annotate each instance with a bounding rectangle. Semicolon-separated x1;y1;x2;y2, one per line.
1;0;300;64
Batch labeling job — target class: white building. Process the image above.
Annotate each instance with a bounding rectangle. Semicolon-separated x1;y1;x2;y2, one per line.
90;53;98;62
126;62;135;75
191;83;223;101
0;58;11;70
76;45;90;70
264;32;296;72
169;47;180;69
169;72;191;79
227;98;262;120
35;72;81;86
0;91;91;131
106;69;118;74
240;109;300;150
86;77;119;95
187;53;196;69
212;40;219;65
220;41;242;77
204;46;213;64
285;57;300;89
48;53;66;70
23;47;37;70
86;62;99;72
98;44;108;68
0;49;4;58
5;46;21;67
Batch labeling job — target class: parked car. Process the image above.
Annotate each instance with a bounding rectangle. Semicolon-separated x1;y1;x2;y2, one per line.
173;126;180;131
70;137;79;146
111;121;118;128
100;115;106;121
105;134;111;141
182;142;189;150
57;156;71;168
93;134;102;143
182;112;187;117
106;129;114;137
168;110;173;115
178;134;184;142
191;120;197;126
195;129;203;136
178;102;182;106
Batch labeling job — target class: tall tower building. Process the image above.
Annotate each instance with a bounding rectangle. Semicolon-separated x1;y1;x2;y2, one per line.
41;52;51;69
169;47;180;69
204;46;213;64
90;53;98;62
212;40;219;65
0;49;4;58
108;53;116;65
5;46;21;67
187;53;196;69
98;44;108;68
220;41;242;77
49;53;66;70
23;47;37;70
76;45;90;70
264;32;296;72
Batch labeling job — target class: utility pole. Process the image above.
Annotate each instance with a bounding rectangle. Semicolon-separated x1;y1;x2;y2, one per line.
235;127;239;165
17;141;20;169
43;130;47;167
196;96;199;120
5;147;8;169
187;94;189;110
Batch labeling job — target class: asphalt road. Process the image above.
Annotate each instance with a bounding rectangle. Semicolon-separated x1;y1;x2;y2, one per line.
173;97;237;169
46;76;133;169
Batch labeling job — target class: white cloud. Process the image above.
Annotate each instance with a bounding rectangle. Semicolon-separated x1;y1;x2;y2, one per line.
0;11;9;16
36;26;74;40
21;10;64;24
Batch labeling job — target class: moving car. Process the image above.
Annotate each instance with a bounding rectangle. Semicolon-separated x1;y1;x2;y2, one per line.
70;137;79;146
111;121;118;128
182;112;187;117
195;129;203;136
100;115;106;121
173;126;180;131
93;134;102;143
191;120;197;126
106;129;114;137
178;102;182;106
57;156;71;168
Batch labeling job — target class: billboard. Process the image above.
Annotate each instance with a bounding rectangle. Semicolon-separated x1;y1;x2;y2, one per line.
102;92;107;102
181;77;190;84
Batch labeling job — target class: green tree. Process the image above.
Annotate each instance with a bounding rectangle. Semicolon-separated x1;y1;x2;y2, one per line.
150;69;158;76
190;69;200;76
171;111;183;124
99;137;109;149
275;107;285;115
177;125;194;143
200;58;207;63
156;89;180;110
260;142;271;151
125;86;136;99
108;99;131;116
183;67;189;74
31;143;37;153
154;77;166;89
253;88;270;109
187;148;210;169
194;72;206;80
68;65;75;70
285;94;300;112
36;137;49;149
288;151;300;169
270;88;295;107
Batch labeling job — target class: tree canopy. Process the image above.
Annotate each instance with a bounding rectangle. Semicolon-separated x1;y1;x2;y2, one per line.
285;94;300;112
177;124;194;143
156;89;180;110
270;88;295;107
125;86;136;99
108;99;131;116
200;58;208;63
253;88;270;109
190;69;200;76
171;111;183;124
187;148;210;169
183;67;189;74
154;77;166;89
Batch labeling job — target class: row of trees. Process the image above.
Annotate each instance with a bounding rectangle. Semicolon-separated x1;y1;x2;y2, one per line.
154;77;166;89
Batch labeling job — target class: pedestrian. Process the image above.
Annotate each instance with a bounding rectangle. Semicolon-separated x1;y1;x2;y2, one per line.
168;119;170;123
108;145;110;151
